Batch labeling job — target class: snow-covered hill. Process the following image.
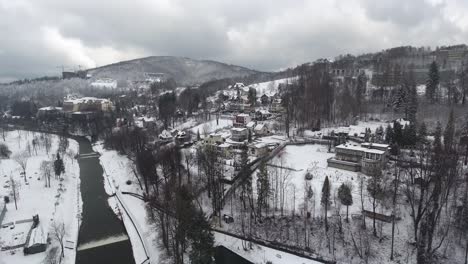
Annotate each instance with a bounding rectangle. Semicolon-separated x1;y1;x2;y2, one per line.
87;56;262;86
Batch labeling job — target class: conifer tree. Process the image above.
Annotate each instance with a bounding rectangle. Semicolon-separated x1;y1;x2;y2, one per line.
338;183;353;222
426;61;440;103
321;176;331;231
443;109;455;152
256;162;269;218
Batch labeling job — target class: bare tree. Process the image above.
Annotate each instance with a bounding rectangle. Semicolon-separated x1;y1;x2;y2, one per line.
10;175;20;210
13;150;29;182
51;221;66;263
41;160;53;188
42;246;59;264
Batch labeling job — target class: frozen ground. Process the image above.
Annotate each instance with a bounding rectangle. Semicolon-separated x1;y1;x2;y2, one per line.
190;118;232;135
247;77;296;97
0;130;80;264
214;232;321;264
93;142;161;264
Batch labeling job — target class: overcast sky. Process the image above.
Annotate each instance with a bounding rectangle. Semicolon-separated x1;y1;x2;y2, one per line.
1;0;468;82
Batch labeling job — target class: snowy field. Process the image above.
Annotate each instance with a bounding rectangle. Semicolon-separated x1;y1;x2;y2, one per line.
304;120;390;138
0;130;80;264
265;143;365;215
214;232;321;264
247;77;296;97
93;142;161;264
190;118;232;135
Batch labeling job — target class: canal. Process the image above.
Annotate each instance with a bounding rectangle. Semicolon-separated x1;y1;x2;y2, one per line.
75;137;135;264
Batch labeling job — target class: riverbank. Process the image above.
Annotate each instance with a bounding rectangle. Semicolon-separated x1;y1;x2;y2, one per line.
93;142;162;264
0;130;81;264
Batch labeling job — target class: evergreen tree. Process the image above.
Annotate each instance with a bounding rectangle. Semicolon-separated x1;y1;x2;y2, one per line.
426;61;440;103
385;124;394;143
321;176;331;231
338;183;353;222
444;109;455;152
256;162;270;218
418;122;428;144
54;153;65;178
248;87;257;106
405;71;418;124
393;121;403;145
187;209;215;264
356;72;367;116
433;122;443;159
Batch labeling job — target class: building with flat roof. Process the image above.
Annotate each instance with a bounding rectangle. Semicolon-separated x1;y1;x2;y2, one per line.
327;143;389;175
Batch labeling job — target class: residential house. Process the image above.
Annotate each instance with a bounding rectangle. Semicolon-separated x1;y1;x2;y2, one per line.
254;123;269;136
255;109;272;121
231;127;248;142
270;98;284;112
260;94;270;105
248;143;269;157
233;113;251;127
37;106;62;119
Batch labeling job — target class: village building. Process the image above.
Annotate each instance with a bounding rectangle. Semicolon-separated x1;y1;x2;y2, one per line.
159;130;173;141
231;127;249;142
233;113;252;127
62;97;114;113
248;142;269;157
36;106;62;119
254;123;269;136
327;143;389;175
255;109;272;120
270;98;284;112
260;94;270;105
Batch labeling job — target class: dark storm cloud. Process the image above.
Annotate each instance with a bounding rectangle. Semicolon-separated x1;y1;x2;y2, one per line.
0;0;467;81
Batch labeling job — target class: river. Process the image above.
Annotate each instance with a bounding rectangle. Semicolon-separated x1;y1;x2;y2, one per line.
74;137;135;264
73;137;250;264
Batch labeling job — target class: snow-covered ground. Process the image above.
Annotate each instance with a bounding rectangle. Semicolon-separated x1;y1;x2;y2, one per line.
93;142;161;264
214;232;321;264
247;77;296;97
0;130;80;264
304;120;389;138
264;143;364;215
190;118;232;135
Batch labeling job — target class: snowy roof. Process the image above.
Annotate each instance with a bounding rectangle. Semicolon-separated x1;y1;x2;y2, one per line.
250;142;267;149
336;144;385;155
258;109;271;115
64;97;110;104
218;143;231;148
38;106;61;111
27;223;47;247
364;148;386;155
395;118;410;127
246;121;256;129
231;127;247;132
159;130;172;139
361;143;390;148
254;123;266;131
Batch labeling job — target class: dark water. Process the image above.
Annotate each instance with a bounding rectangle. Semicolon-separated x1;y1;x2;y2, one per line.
75;138;135;264
215;246;253;264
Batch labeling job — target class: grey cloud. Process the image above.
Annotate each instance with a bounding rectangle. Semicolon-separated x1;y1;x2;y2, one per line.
0;0;467;81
